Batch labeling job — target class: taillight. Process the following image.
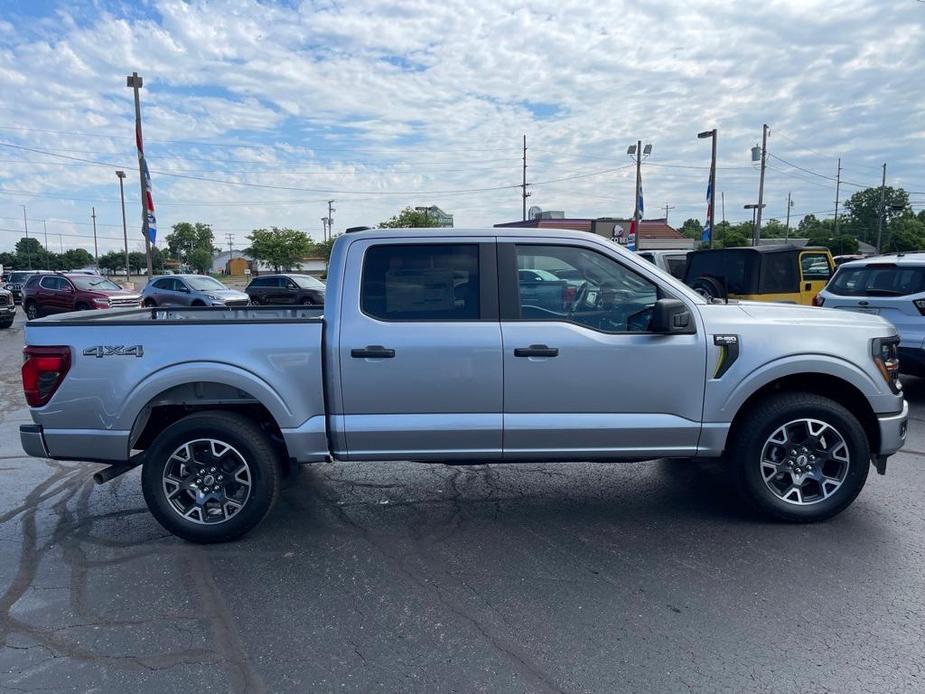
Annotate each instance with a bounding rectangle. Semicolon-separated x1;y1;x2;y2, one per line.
812;294;825;307
872;337;901;393
914;299;925;316
22;346;71;407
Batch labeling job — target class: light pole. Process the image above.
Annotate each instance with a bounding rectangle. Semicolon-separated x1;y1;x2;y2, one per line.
21;205;31;269
321;217;329;244
43;220;49;266
744;203;766;246
116;170;130;280
785;193;794;243
698;129;717;248
627;141;652;249
127;71;154;277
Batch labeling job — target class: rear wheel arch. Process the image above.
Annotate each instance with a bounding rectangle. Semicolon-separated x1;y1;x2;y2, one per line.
727;373;880;456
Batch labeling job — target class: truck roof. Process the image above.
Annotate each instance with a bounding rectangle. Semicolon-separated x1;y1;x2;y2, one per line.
341;226;604;241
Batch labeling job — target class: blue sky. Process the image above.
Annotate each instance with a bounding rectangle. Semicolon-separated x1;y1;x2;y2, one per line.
0;0;923;255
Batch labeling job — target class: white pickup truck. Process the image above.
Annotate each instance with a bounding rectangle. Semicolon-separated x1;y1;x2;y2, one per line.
20;228;908;542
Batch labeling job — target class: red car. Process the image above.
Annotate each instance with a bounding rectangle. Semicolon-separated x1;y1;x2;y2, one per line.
22;273;142;319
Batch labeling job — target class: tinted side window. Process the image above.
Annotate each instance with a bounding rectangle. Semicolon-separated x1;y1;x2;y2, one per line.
362;244;480;321
666;256;687;279
249;277;268;288
153;278;171;289
760;253;799;293
39;276;59;290
24;275;42;288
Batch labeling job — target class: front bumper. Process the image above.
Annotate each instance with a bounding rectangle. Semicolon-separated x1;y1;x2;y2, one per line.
0;303;14;318
877;400;908;457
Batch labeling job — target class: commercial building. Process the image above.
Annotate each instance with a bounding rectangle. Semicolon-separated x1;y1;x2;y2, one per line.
495;216;694;250
416;205;454;227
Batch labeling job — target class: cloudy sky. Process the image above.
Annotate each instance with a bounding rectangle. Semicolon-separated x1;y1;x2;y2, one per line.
0;0;923;255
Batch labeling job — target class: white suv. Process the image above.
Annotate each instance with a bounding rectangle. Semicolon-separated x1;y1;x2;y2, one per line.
817;253;925;375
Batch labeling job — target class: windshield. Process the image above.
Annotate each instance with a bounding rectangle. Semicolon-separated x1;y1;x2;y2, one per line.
71;277;122;291
185;276;227;291
291;275;325;289
8;272;32;283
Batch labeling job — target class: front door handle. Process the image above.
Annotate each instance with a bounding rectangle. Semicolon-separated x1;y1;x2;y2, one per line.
351;345;396;359
804;282;812;291
514;344;559;358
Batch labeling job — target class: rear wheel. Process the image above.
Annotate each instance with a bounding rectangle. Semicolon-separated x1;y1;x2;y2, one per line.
729;392;870;522
24;301;40;320
141;411;282;543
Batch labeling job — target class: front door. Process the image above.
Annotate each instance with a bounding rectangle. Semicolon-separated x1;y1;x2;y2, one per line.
799;250;833;305
499;241;706;460
337;238;502;460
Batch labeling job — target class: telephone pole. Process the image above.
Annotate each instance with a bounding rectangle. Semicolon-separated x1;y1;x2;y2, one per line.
21;205;31;269
522;134;531;221
663;203;675;223
784;192;793;243
43;220;49;256
127;71;154;277
876;163;887;254
833;157;843;235
116;170;130;279
752;124;769;246
225;232;235;257
91;207;99;269
327;200;335;237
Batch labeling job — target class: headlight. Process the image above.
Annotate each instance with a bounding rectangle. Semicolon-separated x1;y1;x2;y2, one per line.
92;297;111;308
872;336;901;393
205;294;222;302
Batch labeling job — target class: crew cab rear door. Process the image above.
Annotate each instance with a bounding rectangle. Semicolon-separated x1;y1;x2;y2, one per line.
336;237;502;460
498;240;706;459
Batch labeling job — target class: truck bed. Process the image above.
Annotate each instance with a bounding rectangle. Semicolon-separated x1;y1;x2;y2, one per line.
30;304;324;324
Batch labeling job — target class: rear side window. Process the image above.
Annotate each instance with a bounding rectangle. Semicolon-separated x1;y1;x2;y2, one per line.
665;256;687;279
24;275;42;288
801;252;832;280
686;251;757;294
760;253;799;293
361;244;480;321
39;276;61;290
828;265;925;296
248;277;270;287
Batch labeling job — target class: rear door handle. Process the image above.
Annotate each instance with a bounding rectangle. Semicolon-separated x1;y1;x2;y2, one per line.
351;345;396;359
514;344;559;358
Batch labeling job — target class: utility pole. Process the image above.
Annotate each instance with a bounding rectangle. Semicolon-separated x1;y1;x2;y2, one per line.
833;157;843;235
752;124;769;246
42;220;49;254
663;203;675;223
876;163;887;254
522;134;531;221
721;192;726;224
321;217;329;244
784;192;793;243
91;207;99;269
21;205;31;269
327;200;335;237
127;71;154;277
116;170;130;280
225;232;235;257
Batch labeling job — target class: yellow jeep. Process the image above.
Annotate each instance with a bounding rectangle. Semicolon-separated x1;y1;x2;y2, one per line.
684;245;835;305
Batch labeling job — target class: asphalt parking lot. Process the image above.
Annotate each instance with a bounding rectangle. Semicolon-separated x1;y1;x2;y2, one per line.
1;311;924;693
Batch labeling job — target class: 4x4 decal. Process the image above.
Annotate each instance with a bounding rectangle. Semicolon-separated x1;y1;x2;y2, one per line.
82;345;144;358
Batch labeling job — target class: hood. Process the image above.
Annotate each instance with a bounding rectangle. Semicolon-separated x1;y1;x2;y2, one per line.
92;288;142;299
735;300;893;331
209;288;249;298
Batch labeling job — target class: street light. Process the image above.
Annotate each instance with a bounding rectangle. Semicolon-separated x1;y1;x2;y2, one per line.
627;141;653;249
116;170;130;280
698;129;717;248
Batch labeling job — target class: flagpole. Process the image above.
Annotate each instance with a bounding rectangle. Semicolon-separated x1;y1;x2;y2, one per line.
698;129;717;248
128;72;154;277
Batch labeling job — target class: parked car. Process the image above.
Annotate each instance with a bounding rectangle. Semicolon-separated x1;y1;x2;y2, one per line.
245;273;325;305
684;245;834;305
142;274;250;307
22;273;141;319
637;249;689;279
816;253;925;375
0;286;15;328
4;270;52;303
19;228;906;542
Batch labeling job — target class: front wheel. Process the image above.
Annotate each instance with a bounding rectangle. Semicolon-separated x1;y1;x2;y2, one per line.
141;411;282;542
142;298;157;308
24;301;40;320
0;318;13;329
728;392;870;522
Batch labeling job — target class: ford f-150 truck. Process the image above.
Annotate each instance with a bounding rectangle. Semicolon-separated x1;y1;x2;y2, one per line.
19;228;909;542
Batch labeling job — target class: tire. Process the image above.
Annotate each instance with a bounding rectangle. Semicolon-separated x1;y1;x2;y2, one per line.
300;297;314;306
728;392;870;522
690;276;726;302
143;298;157;308
141;411;282;543
0;318;13;329
75;302;90;311
24;301;40;320
191;300;205;307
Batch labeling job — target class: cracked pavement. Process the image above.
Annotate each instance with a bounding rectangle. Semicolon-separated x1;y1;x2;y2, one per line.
1;312;924;693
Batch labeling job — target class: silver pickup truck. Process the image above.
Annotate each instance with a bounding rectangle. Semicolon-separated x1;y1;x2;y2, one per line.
20;228;908;542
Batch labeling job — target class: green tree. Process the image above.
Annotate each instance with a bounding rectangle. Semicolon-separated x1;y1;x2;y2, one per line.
0;251;17;270
311;234;339;263
719;229;750;248
378;207;442;228
128;251;149;274
884;215;925;253
806;231;859;255
98;251;126;276
165;222;216;261
760;218;789;239
843;186;910;244
61;248;94;269
187;248;213;274
246;227;313;272
678;218;703;240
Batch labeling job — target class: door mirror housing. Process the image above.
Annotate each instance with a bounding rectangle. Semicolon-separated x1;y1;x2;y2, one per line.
650;298;695;334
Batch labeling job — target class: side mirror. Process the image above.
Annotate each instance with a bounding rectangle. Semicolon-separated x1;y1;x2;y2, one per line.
650;298;695;334
179;285;190;293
